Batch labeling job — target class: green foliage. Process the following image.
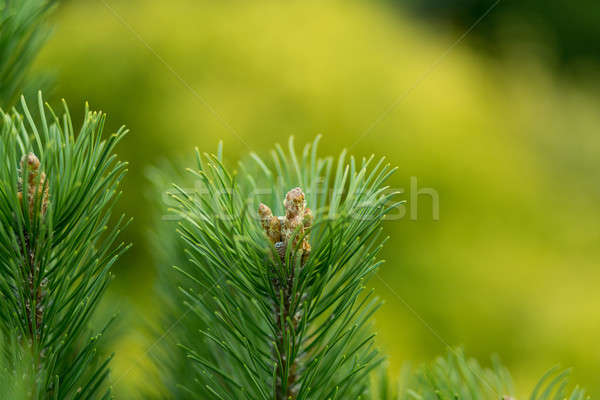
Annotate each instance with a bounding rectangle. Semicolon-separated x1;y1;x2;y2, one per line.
146;162;207;399
0;0;55;108
526;368;589;400
402;0;600;70
399;349;513;400
155;138;591;400
39;6;600;393
0;93;129;399
167;137;401;399
370;349;589;400
0;333;31;400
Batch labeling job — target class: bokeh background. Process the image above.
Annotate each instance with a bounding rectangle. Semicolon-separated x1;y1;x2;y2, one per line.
33;0;600;397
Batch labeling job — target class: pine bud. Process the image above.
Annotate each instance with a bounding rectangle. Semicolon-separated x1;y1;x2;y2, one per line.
283;188;305;246
258;203;273;230
18;153;49;218
303;208;313;229
259;203;282;243
259;188;311;265
269;216;282;243
284;187;305;219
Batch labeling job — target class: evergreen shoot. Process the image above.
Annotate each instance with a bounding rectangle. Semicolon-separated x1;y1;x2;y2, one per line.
155;138;590;400
146;162;205;399
0;0;55;108
0;93;129;399
372;349;588;400
168;137;400;399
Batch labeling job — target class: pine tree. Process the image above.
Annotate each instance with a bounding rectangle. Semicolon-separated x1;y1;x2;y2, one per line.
0;94;129;399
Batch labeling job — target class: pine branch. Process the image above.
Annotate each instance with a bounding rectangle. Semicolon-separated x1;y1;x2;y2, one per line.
155;139;591;400
0;0;55;108
371;349;589;400
145;162;208;399
257;188;313;399
0;93;129;399
169;137;401;399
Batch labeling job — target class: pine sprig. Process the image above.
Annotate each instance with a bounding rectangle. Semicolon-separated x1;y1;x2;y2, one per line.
169;137;401;399
371;349;589;400
0;0;55;108
399;349;514;400
146;162;208;399
0;93;129;399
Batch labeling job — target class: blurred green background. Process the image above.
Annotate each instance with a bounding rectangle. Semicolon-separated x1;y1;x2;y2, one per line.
33;0;600;397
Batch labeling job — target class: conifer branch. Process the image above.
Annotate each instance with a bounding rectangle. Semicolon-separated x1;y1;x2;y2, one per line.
169;137;402;399
259;188;312;399
154;140;591;400
0;93;129;399
372;349;590;400
0;0;55;108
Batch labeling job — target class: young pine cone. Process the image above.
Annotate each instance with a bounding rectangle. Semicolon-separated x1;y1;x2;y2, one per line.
259;187;312;263
18;153;49;218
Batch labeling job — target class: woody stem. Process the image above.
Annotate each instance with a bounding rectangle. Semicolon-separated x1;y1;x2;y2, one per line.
273;254;300;400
